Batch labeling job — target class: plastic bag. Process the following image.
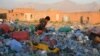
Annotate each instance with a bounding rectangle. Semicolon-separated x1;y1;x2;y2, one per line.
7;39;22;52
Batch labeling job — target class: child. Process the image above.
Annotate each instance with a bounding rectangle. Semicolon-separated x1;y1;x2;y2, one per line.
35;16;50;33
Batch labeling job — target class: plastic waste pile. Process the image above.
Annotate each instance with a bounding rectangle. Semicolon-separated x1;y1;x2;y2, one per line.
0;22;100;56
31;30;100;56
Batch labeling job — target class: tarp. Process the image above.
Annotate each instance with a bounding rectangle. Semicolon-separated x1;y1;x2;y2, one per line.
0;24;10;33
58;26;72;33
11;31;29;41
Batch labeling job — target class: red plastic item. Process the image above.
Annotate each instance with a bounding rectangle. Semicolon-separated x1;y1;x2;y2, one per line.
11;31;29;41
36;30;43;35
0;24;10;33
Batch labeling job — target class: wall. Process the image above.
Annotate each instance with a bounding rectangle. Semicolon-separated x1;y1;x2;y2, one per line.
1;8;100;24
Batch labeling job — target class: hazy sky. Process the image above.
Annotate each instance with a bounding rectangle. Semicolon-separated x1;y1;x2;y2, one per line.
0;0;100;12
0;0;99;4
70;0;100;4
13;0;98;4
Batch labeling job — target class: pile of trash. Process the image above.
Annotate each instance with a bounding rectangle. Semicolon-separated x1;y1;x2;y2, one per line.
0;21;100;56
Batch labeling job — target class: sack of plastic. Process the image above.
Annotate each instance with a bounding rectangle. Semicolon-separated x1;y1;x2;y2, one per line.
6;39;22;52
58;26;72;33
0;24;10;33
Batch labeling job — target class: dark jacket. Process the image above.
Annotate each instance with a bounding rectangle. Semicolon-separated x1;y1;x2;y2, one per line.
35;18;47;31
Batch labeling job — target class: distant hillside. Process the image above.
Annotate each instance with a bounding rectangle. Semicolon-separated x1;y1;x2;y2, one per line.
0;0;100;12
20;0;100;12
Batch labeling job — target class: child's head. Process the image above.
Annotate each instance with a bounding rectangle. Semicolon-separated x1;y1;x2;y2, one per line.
45;16;50;21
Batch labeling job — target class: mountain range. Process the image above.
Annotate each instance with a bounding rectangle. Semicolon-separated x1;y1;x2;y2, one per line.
0;0;100;12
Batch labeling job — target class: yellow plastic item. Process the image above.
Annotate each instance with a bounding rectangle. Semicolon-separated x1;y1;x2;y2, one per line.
36;43;59;53
49;48;59;53
36;43;48;51
29;41;60;53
